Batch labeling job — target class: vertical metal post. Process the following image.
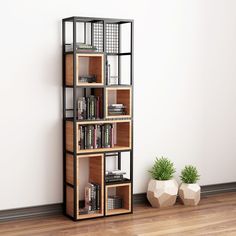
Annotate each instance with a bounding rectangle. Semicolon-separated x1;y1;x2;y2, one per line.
130;21;134;213
62;19;66;214
84;22;87;44
104;154;106;216
117;152;121;170
118;23;121;85
103;21;107;118
73;18;77;220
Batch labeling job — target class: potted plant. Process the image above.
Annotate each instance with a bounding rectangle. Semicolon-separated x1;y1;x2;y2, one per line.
179;165;201;206
147;157;178;208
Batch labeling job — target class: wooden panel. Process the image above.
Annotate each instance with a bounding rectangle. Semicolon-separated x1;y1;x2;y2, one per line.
77;146;131;154
89;55;104;85
117;121;131;148
65;54;73;86
117;184;131;211
66;121;73;152
89;155;104;215
66;154;79;185
66;186;74;217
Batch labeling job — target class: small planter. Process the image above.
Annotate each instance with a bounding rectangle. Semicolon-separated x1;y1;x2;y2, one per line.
179;183;201;206
147;179;178;208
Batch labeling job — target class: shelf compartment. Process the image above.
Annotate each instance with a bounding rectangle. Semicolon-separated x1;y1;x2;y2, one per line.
66;154;104;219
66;120;132;154
66;53;104;86
105;87;132;118
105;183;131;216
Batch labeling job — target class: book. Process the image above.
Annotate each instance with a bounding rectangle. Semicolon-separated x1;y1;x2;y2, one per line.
78;97;86;120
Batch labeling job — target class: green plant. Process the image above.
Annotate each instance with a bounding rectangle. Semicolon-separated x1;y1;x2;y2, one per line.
180;165;200;184
149;157;175;180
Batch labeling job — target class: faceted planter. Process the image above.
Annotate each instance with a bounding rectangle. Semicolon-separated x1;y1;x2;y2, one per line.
147;179;178;208
179;183;201;206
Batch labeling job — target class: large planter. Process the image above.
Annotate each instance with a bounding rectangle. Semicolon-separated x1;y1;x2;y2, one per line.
179;183;201;206
147;179;178;208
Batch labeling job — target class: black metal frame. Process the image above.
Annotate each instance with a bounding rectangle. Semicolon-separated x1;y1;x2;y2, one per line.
62;16;134;221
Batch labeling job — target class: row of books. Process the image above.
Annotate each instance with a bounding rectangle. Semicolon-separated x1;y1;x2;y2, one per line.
79;124;114;149
85;183;100;212
78;96;100;120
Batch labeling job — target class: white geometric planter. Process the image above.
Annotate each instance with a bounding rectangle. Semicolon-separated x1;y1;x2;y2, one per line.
147;179;178;208
179;183;201;206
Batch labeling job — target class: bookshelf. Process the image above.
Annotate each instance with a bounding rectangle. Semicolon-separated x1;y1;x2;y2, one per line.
62;16;133;221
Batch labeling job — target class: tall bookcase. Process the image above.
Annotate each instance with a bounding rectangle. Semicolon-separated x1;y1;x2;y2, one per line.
62;16;133;221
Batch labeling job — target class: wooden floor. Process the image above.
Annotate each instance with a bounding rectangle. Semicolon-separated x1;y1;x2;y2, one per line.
0;192;236;236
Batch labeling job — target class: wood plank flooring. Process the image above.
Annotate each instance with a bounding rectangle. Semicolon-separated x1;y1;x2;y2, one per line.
0;192;236;236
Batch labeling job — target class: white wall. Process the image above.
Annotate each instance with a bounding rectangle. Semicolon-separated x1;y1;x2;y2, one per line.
0;0;236;210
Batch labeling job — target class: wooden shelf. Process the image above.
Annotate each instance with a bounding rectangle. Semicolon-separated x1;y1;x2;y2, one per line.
66;154;104;219
105;87;132;119
78;213;103;219
66;53;104;86
105;183;131;216
105;208;131;216
66;120;132;154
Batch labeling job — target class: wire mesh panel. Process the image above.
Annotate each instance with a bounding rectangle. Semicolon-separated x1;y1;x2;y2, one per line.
106;24;119;54
92;22;104;52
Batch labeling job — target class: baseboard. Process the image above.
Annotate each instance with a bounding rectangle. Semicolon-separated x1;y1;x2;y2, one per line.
0;182;235;221
0;204;62;222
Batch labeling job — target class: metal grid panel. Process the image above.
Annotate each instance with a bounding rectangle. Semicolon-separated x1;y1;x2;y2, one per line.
106;24;119;53
93;22;104;52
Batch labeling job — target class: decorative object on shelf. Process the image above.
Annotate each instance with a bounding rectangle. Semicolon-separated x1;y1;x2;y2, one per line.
79;75;97;83
107;195;123;210
179;165;201;206
147;157;178;208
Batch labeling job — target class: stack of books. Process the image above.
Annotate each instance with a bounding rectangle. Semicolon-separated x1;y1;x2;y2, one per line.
108;104;125;116
65;43;97;52
105;170;127;183
79;75;97;83
107;196;123;210
84;183;100;213
78;96;100;120
79;124;114;150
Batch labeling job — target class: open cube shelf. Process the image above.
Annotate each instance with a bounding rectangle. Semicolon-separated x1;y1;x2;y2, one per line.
66;120;132;154
66;154;104;220
105;87;132;118
66;53;104;86
105;183;131;215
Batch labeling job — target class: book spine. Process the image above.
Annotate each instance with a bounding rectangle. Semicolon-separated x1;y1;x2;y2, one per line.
96;184;100;210
80;126;84;149
84;126;87;149
110;124;114;148
101;125;105;148
94;125;97;148
85;186;91;211
86;97;90;119
96;96;100;119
